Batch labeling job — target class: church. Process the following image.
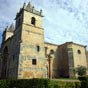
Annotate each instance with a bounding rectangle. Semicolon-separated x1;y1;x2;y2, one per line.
0;2;88;79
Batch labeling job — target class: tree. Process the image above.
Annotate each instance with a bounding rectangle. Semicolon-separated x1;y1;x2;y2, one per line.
75;65;86;76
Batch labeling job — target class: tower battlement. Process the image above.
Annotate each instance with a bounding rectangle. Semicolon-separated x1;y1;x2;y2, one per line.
15;2;43;19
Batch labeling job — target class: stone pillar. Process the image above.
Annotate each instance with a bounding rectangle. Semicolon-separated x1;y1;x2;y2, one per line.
48;54;54;79
50;59;52;79
50;55;54;79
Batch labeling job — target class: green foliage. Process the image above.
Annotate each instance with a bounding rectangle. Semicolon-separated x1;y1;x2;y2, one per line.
75;66;86;76
75;82;81;88
0;78;81;88
49;80;81;88
78;76;88;88
0;80;10;88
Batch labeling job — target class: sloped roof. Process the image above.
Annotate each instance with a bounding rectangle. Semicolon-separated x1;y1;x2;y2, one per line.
58;42;86;48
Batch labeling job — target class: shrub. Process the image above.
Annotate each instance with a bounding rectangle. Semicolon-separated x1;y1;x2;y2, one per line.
75;82;81;88
0;80;10;88
0;78;81;88
75;66;86;76
78;76;88;88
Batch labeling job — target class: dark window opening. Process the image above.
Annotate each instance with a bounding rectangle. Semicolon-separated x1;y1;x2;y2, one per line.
45;47;48;57
32;59;37;65
31;17;36;25
77;50;81;54
37;45;40;52
50;49;54;54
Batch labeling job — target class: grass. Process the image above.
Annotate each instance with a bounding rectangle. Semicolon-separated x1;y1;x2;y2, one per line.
51;78;80;82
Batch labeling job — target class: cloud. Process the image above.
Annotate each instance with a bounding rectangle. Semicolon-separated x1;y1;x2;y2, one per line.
42;0;88;46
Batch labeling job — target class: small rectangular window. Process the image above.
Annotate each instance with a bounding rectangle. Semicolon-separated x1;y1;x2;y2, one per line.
32;59;37;65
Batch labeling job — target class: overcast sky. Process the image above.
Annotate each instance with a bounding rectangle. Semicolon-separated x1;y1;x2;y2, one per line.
0;0;88;48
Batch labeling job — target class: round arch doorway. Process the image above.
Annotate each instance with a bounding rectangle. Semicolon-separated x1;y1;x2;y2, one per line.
1;46;8;79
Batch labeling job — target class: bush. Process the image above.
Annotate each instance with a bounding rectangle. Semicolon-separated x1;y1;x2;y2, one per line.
78;76;88;88
0;80;10;88
0;78;81;88
75;82;81;88
75;66;86;76
0;79;50;88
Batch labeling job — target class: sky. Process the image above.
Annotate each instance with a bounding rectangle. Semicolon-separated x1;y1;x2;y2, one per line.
0;0;88;48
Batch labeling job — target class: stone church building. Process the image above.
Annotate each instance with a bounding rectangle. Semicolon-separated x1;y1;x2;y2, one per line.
0;2;88;79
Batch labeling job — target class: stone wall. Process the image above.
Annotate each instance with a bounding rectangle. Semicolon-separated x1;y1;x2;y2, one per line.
17;9;47;79
44;42;58;78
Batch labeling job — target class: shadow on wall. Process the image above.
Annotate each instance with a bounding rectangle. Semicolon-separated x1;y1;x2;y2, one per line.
49;46;70;78
1;25;22;79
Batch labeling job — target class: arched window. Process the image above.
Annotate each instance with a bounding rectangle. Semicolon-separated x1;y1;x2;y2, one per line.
50;49;54;54
77;50;81;54
31;17;36;25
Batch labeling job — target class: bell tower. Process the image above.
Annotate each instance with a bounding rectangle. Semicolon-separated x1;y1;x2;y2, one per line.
15;2;47;79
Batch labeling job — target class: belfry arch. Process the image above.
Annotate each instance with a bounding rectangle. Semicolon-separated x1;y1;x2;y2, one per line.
1;46;8;79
